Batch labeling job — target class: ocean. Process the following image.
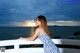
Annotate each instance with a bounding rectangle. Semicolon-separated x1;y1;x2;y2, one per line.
0;26;80;41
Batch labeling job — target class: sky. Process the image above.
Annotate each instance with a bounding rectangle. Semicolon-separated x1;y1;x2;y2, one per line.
0;0;80;27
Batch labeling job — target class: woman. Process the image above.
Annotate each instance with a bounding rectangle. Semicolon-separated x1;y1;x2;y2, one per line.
18;15;60;53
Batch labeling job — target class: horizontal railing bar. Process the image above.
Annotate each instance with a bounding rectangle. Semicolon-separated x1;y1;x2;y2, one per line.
0;39;80;50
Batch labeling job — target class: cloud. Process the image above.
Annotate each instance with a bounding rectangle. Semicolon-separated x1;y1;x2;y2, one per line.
0;0;80;26
46;14;70;21
8;0;59;16
10;8;19;13
48;20;80;26
0;20;80;27
0;20;36;27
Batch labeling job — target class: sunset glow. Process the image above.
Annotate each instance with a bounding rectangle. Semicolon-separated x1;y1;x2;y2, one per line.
23;20;36;27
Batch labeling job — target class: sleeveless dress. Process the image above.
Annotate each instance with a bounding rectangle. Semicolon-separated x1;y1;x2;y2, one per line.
38;33;60;53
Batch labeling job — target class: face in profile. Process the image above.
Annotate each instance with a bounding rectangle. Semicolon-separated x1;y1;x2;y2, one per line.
36;18;41;27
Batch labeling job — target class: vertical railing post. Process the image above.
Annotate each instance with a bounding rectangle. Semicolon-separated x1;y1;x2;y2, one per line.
14;41;19;50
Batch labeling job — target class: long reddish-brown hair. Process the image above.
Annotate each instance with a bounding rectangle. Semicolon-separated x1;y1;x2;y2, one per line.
36;15;51;36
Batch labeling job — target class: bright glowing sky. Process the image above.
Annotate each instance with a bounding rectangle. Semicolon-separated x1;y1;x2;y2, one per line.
0;0;80;26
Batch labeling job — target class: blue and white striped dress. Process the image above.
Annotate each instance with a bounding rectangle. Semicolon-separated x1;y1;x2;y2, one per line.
38;33;60;53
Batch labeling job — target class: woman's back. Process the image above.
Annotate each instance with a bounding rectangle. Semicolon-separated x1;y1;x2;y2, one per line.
38;33;60;53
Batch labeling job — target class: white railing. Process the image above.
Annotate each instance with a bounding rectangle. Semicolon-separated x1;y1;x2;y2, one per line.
0;39;80;53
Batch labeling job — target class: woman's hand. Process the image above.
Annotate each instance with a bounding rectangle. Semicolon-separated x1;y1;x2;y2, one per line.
17;37;26;40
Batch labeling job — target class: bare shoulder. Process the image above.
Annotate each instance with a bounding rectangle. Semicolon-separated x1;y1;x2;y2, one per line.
35;28;42;32
35;28;40;33
37;28;45;33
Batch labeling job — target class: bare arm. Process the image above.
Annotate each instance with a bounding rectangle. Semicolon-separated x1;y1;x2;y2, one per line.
18;28;40;41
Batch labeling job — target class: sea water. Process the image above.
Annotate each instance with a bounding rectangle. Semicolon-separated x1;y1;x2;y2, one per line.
0;26;80;40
